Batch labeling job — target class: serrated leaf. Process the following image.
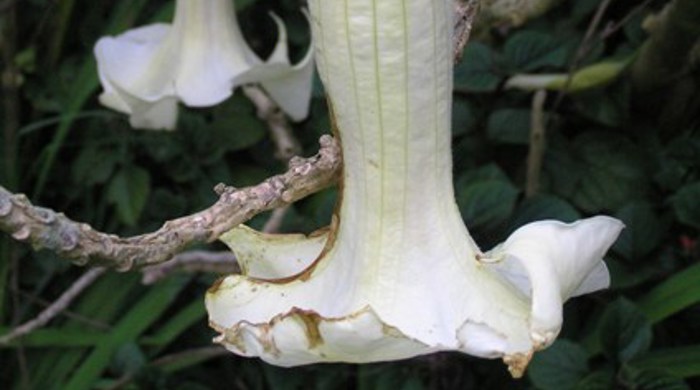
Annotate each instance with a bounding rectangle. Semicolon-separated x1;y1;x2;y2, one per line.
504;31;567;72
571;132;648;212
607;260;657;290
612;202;662;260
599;298;652;363
543;135;581;198
574;81;630;126
620;367;691;390
211;114;267;152
457;164;511;186
487;108;531;144
672;182;700;229
574;370;615;390
528;340;590;390
457;180;519;230
71;146;117;186
452;98;475;136
146;189;188;221
107;166;151;226
454;43;502;92
510;194;581;230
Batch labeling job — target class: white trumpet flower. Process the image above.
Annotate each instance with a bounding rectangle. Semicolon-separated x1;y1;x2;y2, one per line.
206;0;623;377
94;0;314;130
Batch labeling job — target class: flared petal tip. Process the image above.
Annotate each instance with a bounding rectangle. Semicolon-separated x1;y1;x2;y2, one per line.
485;216;623;350
207;306;432;366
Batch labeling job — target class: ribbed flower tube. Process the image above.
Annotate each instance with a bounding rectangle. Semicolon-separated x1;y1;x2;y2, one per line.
95;0;314;129
206;0;623;377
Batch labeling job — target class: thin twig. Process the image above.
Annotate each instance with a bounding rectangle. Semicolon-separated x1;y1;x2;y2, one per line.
262;206;290;233
0;3;484;272
140;84;302;284
551;0;612;111
525;90;547;198
599;0;655;41
0;267;107;345
243;85;302;162
12;288;110;329
480;0;564;28
141;251;239;285
139;206;292;284
453;0;480;63
0;135;342;270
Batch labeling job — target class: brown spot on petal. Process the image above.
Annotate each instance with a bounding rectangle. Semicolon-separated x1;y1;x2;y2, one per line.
503;351;533;378
207;276;226;294
285;308;324;349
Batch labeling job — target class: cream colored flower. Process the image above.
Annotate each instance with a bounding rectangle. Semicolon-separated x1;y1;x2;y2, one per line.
94;0;313;130
206;0;623;377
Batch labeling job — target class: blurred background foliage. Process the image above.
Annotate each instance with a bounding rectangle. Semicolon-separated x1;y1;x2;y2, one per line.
0;0;699;388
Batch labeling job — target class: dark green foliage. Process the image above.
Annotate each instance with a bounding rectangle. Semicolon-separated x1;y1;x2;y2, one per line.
528;340;590;390
1;0;699;389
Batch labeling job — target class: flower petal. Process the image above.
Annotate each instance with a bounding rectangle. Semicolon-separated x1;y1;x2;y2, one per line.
94;0;314;129
210;306;432;366
485;216;624;347
94;24;176;102
219;225;328;279
253;12;315;121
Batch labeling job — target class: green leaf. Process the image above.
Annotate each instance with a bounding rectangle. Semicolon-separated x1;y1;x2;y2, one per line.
574;81;630;126
630;345;700;379
487;108;531;144
146;189;188;221
637;262;700;323
65;276;189;390
574;370;615;390
0;328;103;348
510;194;581;229
454;43;502;92
33;0;152;199
598;298;652;363
528;58;629;94
503;31;568;72
457;180;519;230
567;59;630;92
30;273;142;388
71;146;117;186
619;368;691;390
672;182;700;229
571;132;649;212
140;299;206;349
452;98;475;136
212;114;267;152
528;340;590;390
543;135;581;198
111;342;147;376
457;163;511;185
612;202;663;260
107;166;151;226
607;260;657;290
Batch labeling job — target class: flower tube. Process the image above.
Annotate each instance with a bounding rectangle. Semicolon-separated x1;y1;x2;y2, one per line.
206;0;623;377
94;0;314;130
